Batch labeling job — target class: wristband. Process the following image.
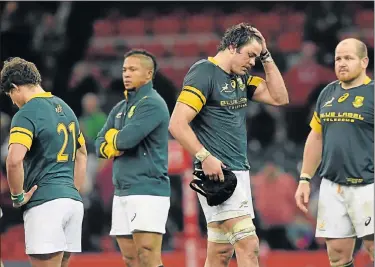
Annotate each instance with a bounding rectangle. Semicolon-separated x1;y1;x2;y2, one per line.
260;50;274;64
195;147;211;162
11;191;25;205
299;173;312;183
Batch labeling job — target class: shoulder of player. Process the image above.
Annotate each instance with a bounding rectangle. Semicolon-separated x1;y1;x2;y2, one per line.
318;80;339;98
189;58;216;73
137;93;169;113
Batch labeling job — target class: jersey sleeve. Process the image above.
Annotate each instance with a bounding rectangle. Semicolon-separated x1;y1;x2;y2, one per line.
77;129;86;148
309;90;324;134
177;63;212;113
246;75;265;100
94;106;117;158
8;110;36;150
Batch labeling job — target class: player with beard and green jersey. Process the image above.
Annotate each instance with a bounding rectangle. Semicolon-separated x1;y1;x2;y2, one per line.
295;38;374;267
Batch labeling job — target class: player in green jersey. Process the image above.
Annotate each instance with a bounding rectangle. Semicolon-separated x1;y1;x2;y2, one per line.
169;23;289;267
295;39;374;267
1;57;87;267
95;50;170;267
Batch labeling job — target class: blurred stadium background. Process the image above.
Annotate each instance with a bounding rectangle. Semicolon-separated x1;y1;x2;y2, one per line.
0;1;373;266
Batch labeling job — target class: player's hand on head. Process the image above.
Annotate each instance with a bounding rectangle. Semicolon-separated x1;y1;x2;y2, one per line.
294;182;310;214
13;185;38;208
202;155;226;182
251;27;267;53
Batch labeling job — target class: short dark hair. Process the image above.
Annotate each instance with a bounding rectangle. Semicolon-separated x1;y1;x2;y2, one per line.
124;49;158;79
218;23;262;52
0;57;42;93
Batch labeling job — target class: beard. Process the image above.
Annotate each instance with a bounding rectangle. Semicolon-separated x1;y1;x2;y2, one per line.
336;69;362;83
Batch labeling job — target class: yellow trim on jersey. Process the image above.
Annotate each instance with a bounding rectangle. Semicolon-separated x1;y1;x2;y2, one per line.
9;132;33;150
247;76;264;87
310;112;322;133
78;132;85;146
339;76;372;85
10;127;33;138
177;86;207;113
364;76;372;85
99;142;108;158
100;141;121;159
208;57;218;65
29;92;53;100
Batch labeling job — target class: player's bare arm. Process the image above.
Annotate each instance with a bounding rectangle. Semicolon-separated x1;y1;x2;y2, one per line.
6;143;37;207
74;144;87;192
251;28;289;106
295;128;323;214
169;102;225;181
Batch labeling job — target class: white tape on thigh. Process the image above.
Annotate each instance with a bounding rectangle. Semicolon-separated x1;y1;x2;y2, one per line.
226;218;256;245
207;227;230;244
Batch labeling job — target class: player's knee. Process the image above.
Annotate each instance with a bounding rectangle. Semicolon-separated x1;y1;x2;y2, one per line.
219;247;235;265
236;235;259;259
207;227;234;266
363;238;374;261
327;245;352;266
137;245;154;264
122;254;138;267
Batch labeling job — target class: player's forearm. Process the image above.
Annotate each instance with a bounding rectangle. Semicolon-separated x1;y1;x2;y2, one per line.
169;120;204;156
74;148;87;192
262;60;289;105
6;159;24;195
300;131;322;178
115;127;144;150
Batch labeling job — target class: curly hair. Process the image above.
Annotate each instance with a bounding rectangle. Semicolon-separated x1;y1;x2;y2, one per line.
124;49;158;79
218;23;262;52
0;57;42;93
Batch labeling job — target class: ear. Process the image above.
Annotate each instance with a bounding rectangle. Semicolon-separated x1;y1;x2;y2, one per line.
148;69;154;79
11;83;19;91
228;45;236;54
361;57;369;69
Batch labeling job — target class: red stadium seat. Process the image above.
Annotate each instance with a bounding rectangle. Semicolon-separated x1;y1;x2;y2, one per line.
185;14;215;33
93;19;116;37
355;10;374;28
118;18;146;36
251;12;282;34
284;12;306;31
217;14;247;33
200;39;220;56
162;67;176;81
139;43;167;58
172;68;189;87
151;15;183;34
364;30;374;48
173;41;201;57
277;31;303;53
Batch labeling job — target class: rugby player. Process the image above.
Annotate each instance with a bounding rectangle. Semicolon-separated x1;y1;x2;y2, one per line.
295;38;374;267
95;50;170;267
169;23;289;267
1;57;87;267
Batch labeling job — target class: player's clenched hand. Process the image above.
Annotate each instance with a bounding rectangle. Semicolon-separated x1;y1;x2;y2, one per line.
13;185;38;208
202;155;226;182
295;182;310;214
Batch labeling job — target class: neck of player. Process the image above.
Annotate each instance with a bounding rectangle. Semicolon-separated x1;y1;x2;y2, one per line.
341;72;368;90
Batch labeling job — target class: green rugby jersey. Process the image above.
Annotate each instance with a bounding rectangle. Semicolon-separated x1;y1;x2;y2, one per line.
310;76;374;185
177;57;264;171
8;92;85;210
